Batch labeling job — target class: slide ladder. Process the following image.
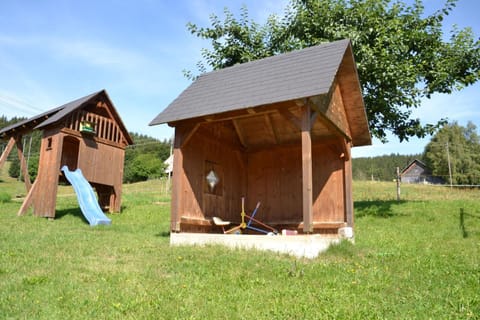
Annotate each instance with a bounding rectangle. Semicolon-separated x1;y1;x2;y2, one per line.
61;166;111;226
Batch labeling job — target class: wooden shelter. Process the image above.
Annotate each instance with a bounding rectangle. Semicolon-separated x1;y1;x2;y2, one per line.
150;39;371;235
0;90;133;218
400;159;444;184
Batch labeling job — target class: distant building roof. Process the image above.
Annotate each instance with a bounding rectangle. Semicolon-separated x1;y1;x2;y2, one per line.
150;39;371;146
401;159;429;175
400;159;444;184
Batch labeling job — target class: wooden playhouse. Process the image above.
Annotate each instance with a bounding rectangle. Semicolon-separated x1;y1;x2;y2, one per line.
150;39;371;238
0;90;133;218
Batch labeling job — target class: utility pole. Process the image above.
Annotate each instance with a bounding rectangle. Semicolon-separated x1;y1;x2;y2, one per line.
446;141;453;188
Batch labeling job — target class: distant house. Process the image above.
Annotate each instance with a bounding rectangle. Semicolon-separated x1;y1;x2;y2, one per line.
164;154;173;177
400;159;443;184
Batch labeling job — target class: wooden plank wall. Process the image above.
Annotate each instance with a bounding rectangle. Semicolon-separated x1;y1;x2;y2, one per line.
247;143;345;226
175;119;350;232
32;129;63;217
78;139;124;187
247;145;302;224
177;125;246;228
311;143;345;223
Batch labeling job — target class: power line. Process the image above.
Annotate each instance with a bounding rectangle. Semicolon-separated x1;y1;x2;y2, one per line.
0;94;44;116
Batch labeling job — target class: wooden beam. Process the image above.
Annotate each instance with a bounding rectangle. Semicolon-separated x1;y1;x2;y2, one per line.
263;114;277;145
197;126;245;152
301;105;313;233
232;119;247;148
342;138;351;161
309;81;352;142
167;100;298;128
295;99;306;107
171;130;184;232
278;108;302;131
343;140;354;228
17;179;38;216
15;136;32;192
0;137;16;170
307;98;352;143
310;111;318;128
180;123;201;149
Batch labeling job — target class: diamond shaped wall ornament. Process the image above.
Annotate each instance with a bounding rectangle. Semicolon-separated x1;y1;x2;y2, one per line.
206;170;219;191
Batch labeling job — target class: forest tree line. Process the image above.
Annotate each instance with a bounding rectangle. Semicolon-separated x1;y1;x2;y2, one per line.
352;154;421;181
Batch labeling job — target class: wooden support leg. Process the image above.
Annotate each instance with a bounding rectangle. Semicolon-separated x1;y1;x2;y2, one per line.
15;136;32;192
18;179;37;216
0;137;16;170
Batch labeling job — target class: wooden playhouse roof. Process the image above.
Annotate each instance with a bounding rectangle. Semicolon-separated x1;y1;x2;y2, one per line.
150;39;371;146
0;90;133;144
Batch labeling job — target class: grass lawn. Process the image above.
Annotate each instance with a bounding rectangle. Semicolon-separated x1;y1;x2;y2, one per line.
0;167;479;319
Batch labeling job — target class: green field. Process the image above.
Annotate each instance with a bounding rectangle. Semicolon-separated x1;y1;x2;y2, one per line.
0;165;479;319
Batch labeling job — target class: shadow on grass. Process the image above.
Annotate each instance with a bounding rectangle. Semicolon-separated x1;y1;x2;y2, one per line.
460;208;480;238
55;207;89;224
156;231;170;238
354;200;408;218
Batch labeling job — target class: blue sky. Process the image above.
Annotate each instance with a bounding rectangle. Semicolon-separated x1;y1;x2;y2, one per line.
0;0;478;158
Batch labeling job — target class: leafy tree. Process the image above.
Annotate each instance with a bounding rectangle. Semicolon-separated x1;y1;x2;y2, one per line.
186;0;480;142
123;132;171;183
123;153;166;183
4;132;41;182
423;121;480;185
1;116;41;181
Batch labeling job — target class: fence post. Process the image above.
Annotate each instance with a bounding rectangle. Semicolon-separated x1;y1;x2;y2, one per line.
396;167;401;201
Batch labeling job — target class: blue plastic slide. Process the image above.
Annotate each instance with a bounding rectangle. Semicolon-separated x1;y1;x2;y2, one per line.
61;166;111;226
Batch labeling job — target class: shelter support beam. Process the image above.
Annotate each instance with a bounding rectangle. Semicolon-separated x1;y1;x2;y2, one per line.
0;137;15;170
301;105;313;233
278;109;302;131
342;140;354;227
180;123;201;149
263;114;277;144
15;136;32;192
171;129;185;232
232;119;247;148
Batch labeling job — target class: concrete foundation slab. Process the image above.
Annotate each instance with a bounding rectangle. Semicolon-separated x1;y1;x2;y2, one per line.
170;233;349;259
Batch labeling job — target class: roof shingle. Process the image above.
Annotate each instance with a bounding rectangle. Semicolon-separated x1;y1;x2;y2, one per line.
150;39;350;125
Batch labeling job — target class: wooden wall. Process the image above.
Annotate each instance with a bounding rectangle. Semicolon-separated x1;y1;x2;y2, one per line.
175;122;350;232
173;123;247;231
77;136;125;187
247;142;345;228
32;128;63;217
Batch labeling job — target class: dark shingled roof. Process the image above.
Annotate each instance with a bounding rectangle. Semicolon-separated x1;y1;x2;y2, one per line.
0;90;133;144
150;39;352;126
34;91;102;130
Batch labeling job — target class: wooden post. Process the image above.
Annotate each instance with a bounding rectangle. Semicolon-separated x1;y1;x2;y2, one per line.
15;136;32;192
301;105;313;233
170;129;184;232
396;167;401;201
343;141;354;228
0;137;16;170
